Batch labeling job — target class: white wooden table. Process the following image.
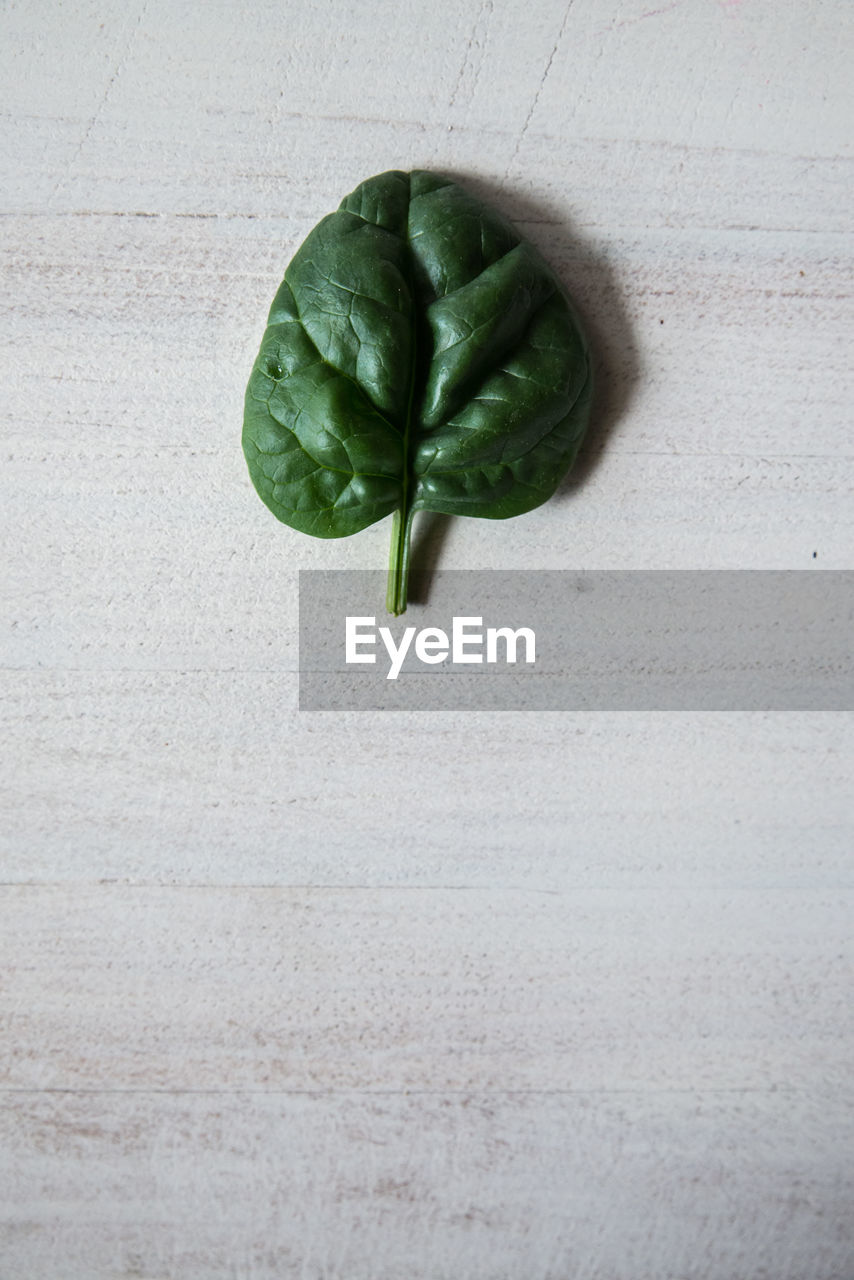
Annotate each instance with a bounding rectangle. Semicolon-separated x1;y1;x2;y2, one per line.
2;1;852;1276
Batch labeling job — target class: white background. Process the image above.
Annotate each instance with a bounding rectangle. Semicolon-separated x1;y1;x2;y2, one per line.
1;1;852;1276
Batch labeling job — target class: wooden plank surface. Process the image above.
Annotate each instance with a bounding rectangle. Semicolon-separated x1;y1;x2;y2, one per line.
2;880;852;1091
2;688;853;884
2;0;853;1276
3;1091;851;1280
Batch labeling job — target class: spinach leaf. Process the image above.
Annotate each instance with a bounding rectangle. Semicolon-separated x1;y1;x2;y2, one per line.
243;170;592;614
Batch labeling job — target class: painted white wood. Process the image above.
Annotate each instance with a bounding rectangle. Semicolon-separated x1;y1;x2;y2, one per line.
2;881;852;1092
1;0;852;1275
2;1091;852;1280
2;688;853;886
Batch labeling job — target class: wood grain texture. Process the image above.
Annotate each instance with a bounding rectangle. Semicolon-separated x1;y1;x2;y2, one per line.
2;881;852;1093
2;0;853;1276
2;688;852;884
3;1091;851;1280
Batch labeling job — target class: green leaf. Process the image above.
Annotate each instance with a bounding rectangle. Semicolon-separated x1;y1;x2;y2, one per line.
243;169;593;613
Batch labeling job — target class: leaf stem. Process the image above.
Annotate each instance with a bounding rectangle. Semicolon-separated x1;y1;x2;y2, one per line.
386;505;415;616
385;172;421;617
